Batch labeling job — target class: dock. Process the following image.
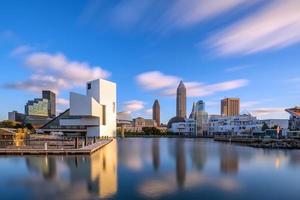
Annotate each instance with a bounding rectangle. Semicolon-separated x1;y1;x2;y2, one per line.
0;139;113;155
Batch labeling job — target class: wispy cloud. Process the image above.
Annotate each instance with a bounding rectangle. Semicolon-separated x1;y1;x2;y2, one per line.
57;98;69;106
161;79;249;97
79;0;255;32
248;107;288;119
209;0;300;55
241;101;262;109
225;65;251;72
136;71;180;90
164;0;251;29
10;45;33;57
4;51;111;94
136;71;248;97
122;100;145;113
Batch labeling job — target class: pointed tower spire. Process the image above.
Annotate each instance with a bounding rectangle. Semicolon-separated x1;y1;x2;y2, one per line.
189;102;196;119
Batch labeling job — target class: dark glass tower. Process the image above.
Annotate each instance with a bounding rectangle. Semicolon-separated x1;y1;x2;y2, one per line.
42;90;56;118
176;81;186;118
152;99;160;126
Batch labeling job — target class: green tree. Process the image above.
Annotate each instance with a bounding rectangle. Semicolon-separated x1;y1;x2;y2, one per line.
262;122;269;131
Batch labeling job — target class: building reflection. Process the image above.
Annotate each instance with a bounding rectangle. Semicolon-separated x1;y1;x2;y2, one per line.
90;139;118;198
25;140;118;199
152;138;160;171
26;156;57;179
219;144;239;174
190;140;206;170
175;139;186;188
289;151;300;166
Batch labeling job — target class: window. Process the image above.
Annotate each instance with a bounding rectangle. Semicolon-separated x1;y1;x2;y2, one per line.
87;83;91;90
102;105;106;125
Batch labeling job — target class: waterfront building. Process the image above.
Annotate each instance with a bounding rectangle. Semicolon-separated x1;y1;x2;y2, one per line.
8;111;25;123
189;100;208;136
152;99;160;126
221;98;240;116
132;117;157;132
260;119;289;130
117;112;132;127
285;107;300;131
41;79;117;137
176;81;186;118
169;118;195;135
25;90;56;118
208;114;261;135
42;90;56;118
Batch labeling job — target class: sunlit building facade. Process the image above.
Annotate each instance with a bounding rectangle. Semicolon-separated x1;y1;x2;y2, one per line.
221;98;240;116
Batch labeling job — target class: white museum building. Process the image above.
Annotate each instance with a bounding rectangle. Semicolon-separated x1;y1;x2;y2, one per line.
41;79;117;137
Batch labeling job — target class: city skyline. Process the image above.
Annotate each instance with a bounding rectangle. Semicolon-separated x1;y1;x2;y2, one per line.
1;0;300;122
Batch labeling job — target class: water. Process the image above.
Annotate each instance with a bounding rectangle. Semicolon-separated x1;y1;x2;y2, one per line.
1;138;300;200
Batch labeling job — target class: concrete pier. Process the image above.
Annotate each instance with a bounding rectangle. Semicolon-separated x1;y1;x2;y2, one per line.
0;139;113;155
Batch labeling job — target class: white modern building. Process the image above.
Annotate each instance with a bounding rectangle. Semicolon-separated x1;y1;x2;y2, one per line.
41;79;117;137
208;114;261;135
170;118;196;135
260;119;289;130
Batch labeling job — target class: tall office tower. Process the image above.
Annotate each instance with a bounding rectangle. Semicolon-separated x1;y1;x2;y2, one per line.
42;90;56;118
176;81;186;118
152;99;160;126
221;98;240;116
189;100;208;136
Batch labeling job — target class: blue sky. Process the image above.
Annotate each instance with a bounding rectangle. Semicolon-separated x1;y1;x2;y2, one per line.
0;0;300;123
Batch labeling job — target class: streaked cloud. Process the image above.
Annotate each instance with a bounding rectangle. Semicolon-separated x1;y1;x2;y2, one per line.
164;0;250;29
248;107;288;119
79;0;255;32
225;65;251;72
10;45;33;56
136;71;180;90
136;71;248;97
209;0;300;55
161;79;249;97
241;101;261;109
57;98;69;106
122;100;145;113
4;51;111;94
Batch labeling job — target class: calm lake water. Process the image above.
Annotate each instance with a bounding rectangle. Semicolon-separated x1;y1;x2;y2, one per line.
1;138;300;200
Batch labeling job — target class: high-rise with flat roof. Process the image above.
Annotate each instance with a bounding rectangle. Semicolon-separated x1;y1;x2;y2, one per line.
176;81;186;118
42;90;56;118
25;90;56;118
221;98;240;116
152;99;160;126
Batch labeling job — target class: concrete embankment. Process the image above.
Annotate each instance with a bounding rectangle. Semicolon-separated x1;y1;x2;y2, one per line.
0;139;113;155
214;136;300;149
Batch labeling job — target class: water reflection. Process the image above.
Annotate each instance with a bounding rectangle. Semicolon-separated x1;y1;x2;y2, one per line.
24;140;118;199
219;144;239;174
175;139;186;188
190;140;207;170
2;138;300;199
152;138;160;171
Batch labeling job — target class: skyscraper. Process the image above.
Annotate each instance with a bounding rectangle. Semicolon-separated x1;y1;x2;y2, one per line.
42;90;56;118
221;98;240;116
189;100;208;136
152;99;160;126
176;81;186;118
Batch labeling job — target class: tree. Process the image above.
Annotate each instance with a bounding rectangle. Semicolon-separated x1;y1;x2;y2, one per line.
271;125;278;130
0;120;19;128
25;123;36;134
142;127;161;135
262;122;269;131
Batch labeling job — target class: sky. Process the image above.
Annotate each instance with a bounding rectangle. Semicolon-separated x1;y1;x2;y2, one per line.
0;0;300;123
